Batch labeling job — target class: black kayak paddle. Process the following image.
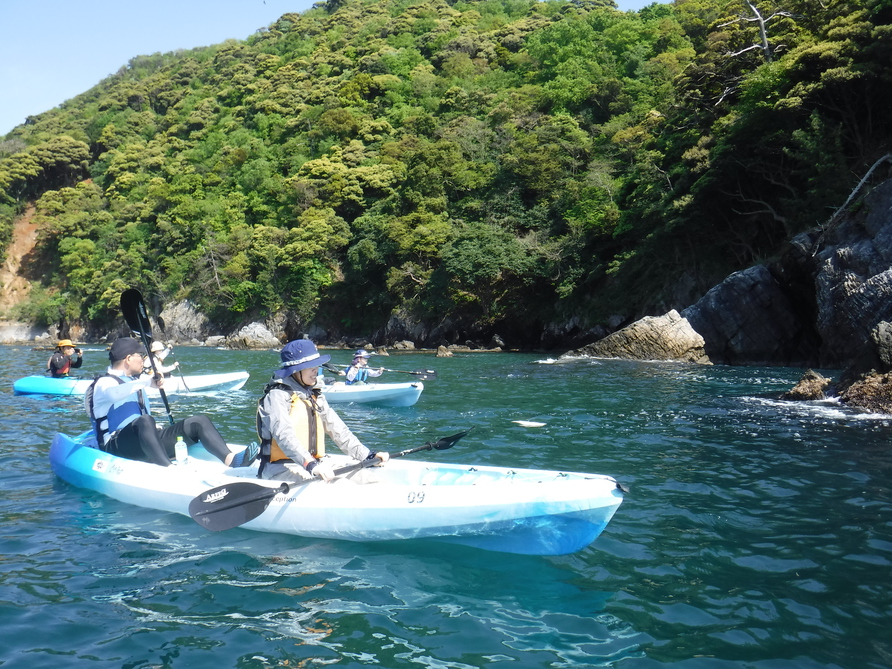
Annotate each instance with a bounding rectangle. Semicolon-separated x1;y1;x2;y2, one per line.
327;362;437;380
120;288;175;425
188;428;473;532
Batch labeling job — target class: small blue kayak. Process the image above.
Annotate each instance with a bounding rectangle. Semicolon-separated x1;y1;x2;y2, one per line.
13;371;250;396
12;376;92;396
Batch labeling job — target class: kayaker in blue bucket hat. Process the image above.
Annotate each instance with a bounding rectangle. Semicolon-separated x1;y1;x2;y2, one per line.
256;339;389;482
345;349;384;385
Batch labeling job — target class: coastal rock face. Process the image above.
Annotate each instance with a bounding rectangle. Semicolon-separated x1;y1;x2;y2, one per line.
226;322;281;350
159;301;210;343
564;310;710;364
678;179;892;369
812;181;892;369
873;321;892;369
681;264;815;366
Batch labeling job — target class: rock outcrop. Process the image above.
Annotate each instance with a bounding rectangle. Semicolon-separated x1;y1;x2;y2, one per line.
563;310;710;364
676;177;892;371
839;372;892;414
682;262;819;366
812;180;892;369
158;301;210;343
226;323;281;350
780;369;831;401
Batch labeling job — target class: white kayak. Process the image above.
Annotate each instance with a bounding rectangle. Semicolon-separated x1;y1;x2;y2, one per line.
49;431;624;556
13;371;250;396
321;380;423;407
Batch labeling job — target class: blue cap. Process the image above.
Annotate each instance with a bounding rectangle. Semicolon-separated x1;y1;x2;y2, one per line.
275;340;331;378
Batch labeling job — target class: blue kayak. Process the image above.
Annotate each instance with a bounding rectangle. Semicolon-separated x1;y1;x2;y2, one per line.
320;381;423;407
49;430;624;555
13;371;250;396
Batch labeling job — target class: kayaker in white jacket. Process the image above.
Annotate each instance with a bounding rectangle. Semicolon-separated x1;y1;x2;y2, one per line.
143;340;179;376
256;339;389;482
86;337;258;469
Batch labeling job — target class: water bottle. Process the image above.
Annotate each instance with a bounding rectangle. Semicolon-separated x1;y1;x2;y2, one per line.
174;435;188;465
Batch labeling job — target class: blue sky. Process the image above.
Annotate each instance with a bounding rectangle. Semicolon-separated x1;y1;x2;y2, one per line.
1;0;657;137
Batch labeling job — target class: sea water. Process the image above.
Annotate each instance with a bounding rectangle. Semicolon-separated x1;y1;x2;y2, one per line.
1;344;890;668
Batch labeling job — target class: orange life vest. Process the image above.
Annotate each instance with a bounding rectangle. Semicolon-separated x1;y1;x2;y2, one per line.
258;384;325;464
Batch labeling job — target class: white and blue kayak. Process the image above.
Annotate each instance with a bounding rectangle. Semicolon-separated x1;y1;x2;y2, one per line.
321;380;423;407
49;431;624;556
13;371;250;396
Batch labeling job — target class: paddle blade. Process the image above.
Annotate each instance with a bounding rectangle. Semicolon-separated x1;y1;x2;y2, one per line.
120;288;153;341
189;481;288;532
430;427;473;451
411;369;437;379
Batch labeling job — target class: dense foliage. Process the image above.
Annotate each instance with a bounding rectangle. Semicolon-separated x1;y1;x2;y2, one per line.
1;0;890;343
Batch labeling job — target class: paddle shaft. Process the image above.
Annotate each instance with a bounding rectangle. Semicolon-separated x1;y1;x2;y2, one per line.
166;349;192;392
120;289;175;424
328;363;436;378
293;439;450;487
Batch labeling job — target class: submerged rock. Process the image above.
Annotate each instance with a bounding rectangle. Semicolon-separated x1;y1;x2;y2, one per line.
839;372;892;414
780;369;831;401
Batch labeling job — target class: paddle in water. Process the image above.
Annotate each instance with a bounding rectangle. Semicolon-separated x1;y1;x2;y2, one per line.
188;428;473;532
119;288;175;425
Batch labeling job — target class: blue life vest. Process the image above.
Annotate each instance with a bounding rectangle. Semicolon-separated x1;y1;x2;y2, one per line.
346;366;370;385
85;374;148;446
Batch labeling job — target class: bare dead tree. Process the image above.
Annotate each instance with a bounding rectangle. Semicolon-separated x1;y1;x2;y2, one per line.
717;0;796;63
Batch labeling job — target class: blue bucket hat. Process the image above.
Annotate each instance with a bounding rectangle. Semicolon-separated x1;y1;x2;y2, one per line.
275;340;331;378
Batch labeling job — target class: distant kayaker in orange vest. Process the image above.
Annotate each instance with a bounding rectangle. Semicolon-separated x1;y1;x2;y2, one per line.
47;339;83;378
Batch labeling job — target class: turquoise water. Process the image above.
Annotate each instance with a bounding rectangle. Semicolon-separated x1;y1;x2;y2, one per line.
2;344;891;668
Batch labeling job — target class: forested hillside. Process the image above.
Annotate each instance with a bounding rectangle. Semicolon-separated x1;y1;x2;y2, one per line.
1;0;889;346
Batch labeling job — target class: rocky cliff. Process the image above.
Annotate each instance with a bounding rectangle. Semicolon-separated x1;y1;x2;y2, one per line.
680;176;892;372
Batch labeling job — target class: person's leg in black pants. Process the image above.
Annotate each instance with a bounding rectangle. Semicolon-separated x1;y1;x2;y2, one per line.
158;414;232;463
105;414;170;466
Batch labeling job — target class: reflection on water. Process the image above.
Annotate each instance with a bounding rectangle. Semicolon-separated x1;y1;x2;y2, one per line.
1;344;891;668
